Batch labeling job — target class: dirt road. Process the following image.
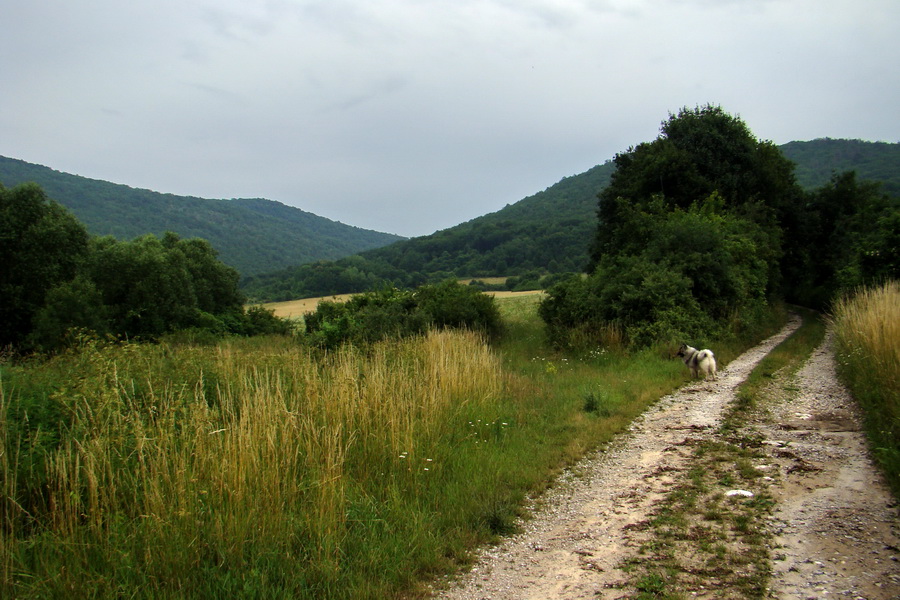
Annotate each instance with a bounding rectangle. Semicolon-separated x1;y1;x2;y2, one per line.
433;318;900;599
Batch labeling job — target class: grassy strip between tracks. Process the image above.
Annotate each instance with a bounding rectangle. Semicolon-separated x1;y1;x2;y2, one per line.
620;307;826;600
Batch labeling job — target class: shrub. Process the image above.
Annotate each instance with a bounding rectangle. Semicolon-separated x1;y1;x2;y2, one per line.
242;305;294;336
304;282;501;348
414;280;502;338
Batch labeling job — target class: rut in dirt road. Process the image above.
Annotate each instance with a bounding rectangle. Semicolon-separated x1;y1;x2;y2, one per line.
434;317;803;600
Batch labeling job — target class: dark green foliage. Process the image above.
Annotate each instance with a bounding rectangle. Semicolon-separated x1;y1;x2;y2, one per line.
0;156;404;277
781;138;900;198
304;281;501;348
543;107;789;348
0;183;91;347
415;280;503;335
506;270;543;291
782;171;899;307
2;182;294;351
543;108;898;348
76;232;250;341
29;276;108;349
303;287;427;348
242;305;295;336
589;105;797;271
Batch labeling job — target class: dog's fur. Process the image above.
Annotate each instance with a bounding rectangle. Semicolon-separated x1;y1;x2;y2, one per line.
677;344;717;380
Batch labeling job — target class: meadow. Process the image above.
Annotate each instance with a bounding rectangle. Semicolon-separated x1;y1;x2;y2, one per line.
1;295;788;598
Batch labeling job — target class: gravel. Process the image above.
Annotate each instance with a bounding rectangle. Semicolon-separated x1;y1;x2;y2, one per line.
430;317;900;599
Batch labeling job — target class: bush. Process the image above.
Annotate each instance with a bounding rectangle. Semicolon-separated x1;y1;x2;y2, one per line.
541;197;770;349
304;282;501;348
415;280;502;338
242;305;294;336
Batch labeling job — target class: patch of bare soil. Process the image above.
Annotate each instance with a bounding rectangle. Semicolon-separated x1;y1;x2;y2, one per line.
431;319;900;599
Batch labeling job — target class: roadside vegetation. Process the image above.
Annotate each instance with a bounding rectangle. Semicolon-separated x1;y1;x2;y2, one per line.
830;281;900;495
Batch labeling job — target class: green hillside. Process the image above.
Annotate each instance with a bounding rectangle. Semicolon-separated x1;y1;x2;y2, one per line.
0;156;404;276
2;139;895;296
242;139;899;301
781;138;900;197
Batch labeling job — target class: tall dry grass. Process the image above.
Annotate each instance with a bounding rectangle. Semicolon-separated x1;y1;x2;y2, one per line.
1;330;502;597
830;280;900;496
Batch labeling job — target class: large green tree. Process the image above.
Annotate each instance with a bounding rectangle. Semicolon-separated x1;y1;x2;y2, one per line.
85;233;246;339
783;171;900;306
0;183;90;347
544;106;798;348
589;104;800;274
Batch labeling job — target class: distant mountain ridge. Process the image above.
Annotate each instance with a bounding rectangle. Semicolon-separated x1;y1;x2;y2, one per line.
241;138;900;301
0;156;405;277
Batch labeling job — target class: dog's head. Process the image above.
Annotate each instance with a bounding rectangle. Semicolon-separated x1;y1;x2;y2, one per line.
676;344;689;357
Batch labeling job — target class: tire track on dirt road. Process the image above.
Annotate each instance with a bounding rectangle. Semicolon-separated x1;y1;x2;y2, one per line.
433;316;804;599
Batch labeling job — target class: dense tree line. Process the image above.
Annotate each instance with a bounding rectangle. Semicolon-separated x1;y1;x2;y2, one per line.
1;183;288;351
540;106;899;348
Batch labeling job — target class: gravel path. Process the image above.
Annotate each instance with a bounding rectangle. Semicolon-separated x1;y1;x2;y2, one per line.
432;317;900;599
760;334;900;599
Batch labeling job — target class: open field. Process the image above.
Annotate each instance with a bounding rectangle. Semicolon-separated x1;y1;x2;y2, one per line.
263;289;544;318
1;294;802;598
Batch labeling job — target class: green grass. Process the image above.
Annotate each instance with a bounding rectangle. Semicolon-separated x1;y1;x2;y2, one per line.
0;296;789;599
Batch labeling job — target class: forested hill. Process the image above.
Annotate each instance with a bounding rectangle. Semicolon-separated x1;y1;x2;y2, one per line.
366;161;618;275
242;138;899;302
781;138;900;197
0;156;404;276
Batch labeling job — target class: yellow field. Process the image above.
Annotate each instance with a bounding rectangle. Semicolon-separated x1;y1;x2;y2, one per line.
262;294;358;318
457;277;509;285
262;289;544;318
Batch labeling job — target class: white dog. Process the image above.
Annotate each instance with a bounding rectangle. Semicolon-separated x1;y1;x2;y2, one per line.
677;344;718;380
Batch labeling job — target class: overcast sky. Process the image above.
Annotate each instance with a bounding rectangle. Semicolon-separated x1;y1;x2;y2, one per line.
3;1;898;237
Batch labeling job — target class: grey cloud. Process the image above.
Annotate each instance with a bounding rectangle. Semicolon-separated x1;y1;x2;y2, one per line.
1;0;897;237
